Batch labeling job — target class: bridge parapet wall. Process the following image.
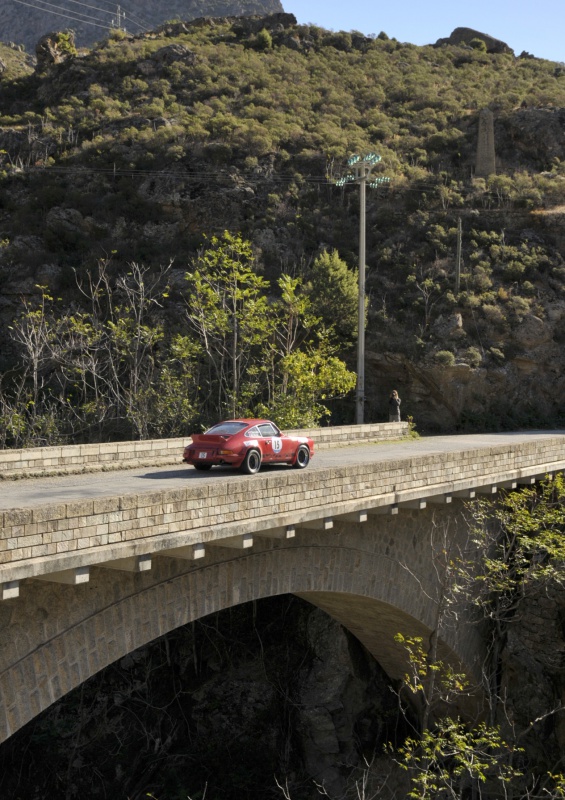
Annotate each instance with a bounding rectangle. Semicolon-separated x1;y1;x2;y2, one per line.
2;435;564;585
0;422;408;480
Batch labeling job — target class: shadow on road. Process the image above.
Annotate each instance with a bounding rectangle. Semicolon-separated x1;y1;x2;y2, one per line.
140;464;291;480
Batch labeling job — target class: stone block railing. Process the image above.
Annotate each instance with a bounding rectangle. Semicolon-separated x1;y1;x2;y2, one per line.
0;422;408;480
2;434;564;588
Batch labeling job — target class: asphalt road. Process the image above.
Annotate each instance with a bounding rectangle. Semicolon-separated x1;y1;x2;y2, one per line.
1;431;564;511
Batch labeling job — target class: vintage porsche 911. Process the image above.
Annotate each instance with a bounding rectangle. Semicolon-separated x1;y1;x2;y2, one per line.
182;419;314;474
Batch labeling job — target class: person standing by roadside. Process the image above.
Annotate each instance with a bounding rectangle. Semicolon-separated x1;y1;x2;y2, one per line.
388;390;401;422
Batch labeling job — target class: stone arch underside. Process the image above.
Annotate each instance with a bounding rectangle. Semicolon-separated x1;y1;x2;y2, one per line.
0;527;484;743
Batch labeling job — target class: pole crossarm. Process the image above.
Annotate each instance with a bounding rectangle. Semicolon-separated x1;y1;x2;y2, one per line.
335;153;390;188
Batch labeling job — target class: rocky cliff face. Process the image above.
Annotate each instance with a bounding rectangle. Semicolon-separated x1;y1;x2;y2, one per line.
365;302;565;432
0;0;284;51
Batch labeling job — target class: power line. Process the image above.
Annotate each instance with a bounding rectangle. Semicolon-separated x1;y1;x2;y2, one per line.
15;161;532;206
80;0;152;30
11;0;116;31
11;0;149;33
50;0;117;19
23;164;332;183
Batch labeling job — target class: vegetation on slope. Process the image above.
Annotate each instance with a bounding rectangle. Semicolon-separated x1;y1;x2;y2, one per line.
1;15;565;440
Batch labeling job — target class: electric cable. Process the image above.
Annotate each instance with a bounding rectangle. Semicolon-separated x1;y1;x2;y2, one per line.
11;0;150;33
11;0;116;30
80;0;152;30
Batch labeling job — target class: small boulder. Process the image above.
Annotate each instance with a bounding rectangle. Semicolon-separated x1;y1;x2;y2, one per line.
432;312;465;339
151;44;197;67
514;314;553;349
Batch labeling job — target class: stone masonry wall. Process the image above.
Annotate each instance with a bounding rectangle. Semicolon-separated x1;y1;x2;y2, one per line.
0;507;482;743
2;435;564;584
0;422;408;480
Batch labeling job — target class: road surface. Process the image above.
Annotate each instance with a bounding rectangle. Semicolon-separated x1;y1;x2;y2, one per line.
1;431;563;511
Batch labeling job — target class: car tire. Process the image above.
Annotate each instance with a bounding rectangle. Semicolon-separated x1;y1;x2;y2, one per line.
194;463;212;471
241;448;261;475
294;445;310;469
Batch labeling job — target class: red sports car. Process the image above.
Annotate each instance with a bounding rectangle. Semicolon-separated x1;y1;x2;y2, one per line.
183;419;314;474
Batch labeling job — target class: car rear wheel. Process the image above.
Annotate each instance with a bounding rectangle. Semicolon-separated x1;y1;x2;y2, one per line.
241;448;261;475
294;445;310;469
194;462;212;471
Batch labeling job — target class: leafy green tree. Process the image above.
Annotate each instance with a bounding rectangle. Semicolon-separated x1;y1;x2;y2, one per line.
259;334;356;428
255;28;273;51
385;476;565;800
184;231;273;420
457;474;565;713
185;235;356;427
394;714;522;799
307;250;359;342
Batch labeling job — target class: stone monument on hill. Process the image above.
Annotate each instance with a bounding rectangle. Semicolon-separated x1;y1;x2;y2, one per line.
475;108;496;177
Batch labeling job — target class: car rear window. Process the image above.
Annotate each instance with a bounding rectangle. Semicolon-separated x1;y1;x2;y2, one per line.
206;422;248;435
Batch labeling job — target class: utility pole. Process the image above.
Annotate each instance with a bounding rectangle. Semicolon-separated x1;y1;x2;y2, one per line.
336;154;389;424
112;5;126;31
455;217;462;294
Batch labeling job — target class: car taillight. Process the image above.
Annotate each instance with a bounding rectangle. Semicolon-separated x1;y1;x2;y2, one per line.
219;449;235;455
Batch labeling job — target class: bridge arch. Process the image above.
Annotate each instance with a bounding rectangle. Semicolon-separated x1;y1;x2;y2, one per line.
0;510;484;743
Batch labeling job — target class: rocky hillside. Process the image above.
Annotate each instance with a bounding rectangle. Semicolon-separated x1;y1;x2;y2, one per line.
0;0;284;51
1;15;565;437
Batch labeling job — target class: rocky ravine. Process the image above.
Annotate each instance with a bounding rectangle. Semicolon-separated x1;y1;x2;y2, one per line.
0;597;409;800
1;588;565;799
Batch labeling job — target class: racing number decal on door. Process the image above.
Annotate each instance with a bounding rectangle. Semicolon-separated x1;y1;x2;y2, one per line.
272;438;283;453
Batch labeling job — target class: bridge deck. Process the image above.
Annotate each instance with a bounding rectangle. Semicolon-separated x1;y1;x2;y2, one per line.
1;431;565;740
2;431;563;510
1;431;565;594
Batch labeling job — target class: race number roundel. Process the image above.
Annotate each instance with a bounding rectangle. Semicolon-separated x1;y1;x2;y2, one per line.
272;437;283;453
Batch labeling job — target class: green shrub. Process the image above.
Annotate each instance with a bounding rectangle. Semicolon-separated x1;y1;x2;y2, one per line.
482;304;506;327
489;347;505;364
465;346;482;368
256;29;273;51
435;350;455;366
469;38;487;52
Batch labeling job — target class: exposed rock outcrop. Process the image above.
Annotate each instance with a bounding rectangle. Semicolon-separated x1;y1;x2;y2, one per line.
35;29;76;71
434;27;514;55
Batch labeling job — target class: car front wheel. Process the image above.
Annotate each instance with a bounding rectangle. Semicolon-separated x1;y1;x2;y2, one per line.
241;448;261;475
294;445;310;469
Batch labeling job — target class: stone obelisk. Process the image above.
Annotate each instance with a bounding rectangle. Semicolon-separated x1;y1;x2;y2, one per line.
475;108;496;177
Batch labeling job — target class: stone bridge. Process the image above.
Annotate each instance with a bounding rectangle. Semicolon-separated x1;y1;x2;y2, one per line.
1;427;564;744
